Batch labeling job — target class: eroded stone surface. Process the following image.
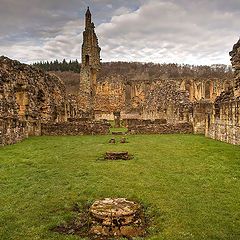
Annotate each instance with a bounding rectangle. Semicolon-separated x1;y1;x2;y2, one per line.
79;7;101;113
109;138;116;143
205;39;240;145
105;151;129;160
89;198;146;238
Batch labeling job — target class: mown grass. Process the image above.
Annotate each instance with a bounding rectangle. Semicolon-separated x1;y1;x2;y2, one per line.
0;134;240;240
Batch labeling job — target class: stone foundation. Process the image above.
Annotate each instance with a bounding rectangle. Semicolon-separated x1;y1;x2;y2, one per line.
41;120;110;136
126;119;193;135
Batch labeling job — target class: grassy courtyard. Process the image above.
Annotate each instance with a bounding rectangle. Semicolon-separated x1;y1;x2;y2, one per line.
0;134;240;240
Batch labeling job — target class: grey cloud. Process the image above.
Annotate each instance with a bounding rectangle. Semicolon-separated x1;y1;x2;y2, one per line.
0;0;239;64
97;0;240;65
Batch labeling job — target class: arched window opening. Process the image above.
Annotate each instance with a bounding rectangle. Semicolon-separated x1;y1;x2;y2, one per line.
185;81;193;100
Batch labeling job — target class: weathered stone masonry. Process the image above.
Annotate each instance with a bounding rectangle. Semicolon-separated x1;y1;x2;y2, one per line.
0;117;28;146
41;120;110;136
125;119;193;135
206;39;240;145
0;56;67;146
0;55;109;147
79;7;101;116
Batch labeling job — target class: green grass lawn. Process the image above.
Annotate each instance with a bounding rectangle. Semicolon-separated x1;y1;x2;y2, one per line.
0;134;240;240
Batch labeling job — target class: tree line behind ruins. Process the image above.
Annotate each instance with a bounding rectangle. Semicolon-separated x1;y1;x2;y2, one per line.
33;60;233;78
32;60;233;94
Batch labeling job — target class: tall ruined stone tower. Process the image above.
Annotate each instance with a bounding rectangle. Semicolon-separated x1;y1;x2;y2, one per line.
79;7;101;117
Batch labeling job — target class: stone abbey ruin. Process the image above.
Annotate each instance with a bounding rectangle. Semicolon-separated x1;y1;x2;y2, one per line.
1;8;240;146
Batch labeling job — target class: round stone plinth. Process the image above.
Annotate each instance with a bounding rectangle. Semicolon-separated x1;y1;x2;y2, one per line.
89;198;146;238
105;151;129;160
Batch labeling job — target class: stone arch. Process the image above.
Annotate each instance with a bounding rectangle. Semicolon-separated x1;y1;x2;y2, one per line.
205;81;213;100
185;80;194;101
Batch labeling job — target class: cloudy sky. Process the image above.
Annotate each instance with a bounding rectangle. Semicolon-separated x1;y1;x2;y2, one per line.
0;0;239;65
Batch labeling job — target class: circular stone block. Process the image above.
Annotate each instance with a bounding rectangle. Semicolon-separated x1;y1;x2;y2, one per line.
89;198;146;238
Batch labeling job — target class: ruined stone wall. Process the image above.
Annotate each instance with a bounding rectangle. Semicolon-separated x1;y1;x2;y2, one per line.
79;8;101;114
0;56;70;146
180;78;234;102
94;75;126;116
125;119;193;135
94;76;194;122
205;39;240;145
0;117;28;146
92;73;233;122
206;101;240;145
0;56;67;123
41;120;110;136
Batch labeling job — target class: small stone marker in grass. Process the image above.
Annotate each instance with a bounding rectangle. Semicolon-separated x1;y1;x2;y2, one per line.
120;137;126;143
109;138;116;143
89;198;146;239
105;151;129;160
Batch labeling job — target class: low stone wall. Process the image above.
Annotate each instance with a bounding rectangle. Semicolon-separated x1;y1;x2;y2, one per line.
207;120;240;145
122;119;167;128
41;120;110;136
0;117;28;146
206;101;240;145
126;120;193;135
